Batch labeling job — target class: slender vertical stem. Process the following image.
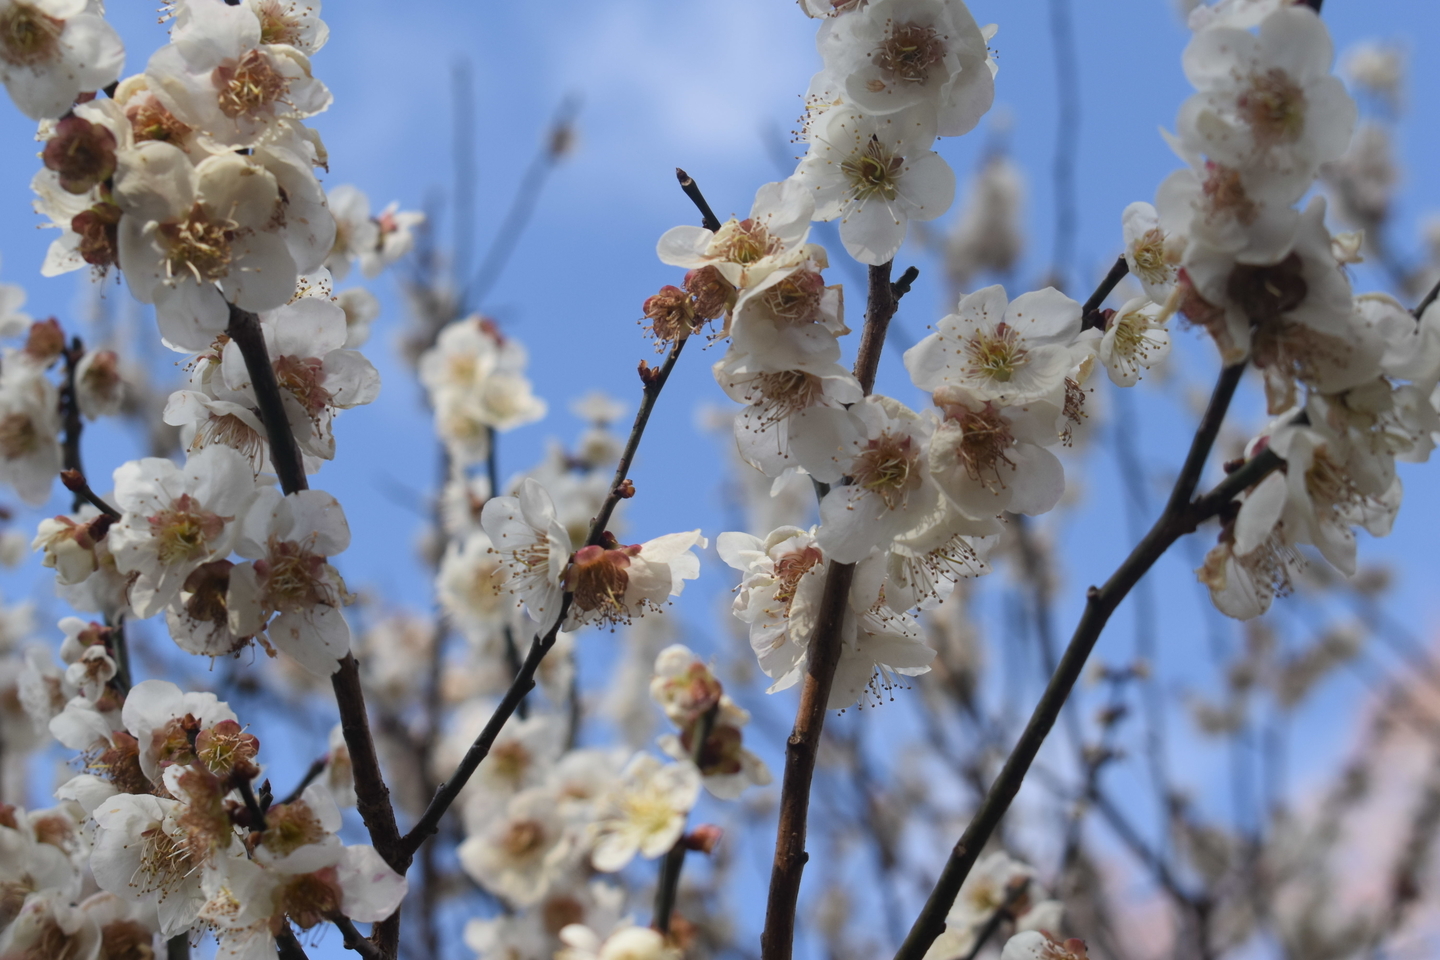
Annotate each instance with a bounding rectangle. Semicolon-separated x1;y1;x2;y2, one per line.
761;260;899;960
653;705;719;934
60;336;85;512
166;935;190;960
227;303;402;957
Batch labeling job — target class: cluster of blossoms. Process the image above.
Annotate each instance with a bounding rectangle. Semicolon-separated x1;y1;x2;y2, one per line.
1;676;403;956
646;0;1101;710
452;644;766;960
1120;0;1440;619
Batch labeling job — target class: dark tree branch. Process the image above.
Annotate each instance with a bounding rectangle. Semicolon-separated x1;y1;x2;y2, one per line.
1414;274;1440;320
761;259;899;960
676;168;723;233
653;705;719;934
166;935;189;960
59;470;120;519
332;916;388;960
227;302;402;957
60;336;85;511
893;360;1249;960
1080;257;1130;330
275;928;310;960
235;774;267;832
397;170;710;862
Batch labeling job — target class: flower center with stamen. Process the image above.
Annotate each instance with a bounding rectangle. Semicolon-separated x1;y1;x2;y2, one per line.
1227;253;1307;323
773;545;823;607
749;370;824;425
214;48;289;120
502;819;547;859
193;413;265;468
851;431;921;510
261;801;327;857
1202;163;1258;226
841;136;905;204
278;867;342;930
137;823;194;896
274;355;332;418
257;538;335;613
709;218;780;265
1238;69;1306;149
256;0;303;46
127;97;192;144
873;22;947;85
159;205;239;284
566;544;635;622
963;321;1028;384
489;741;532;786
1130;228;1170;285
0;3;61;67
148;494;225;566
761;270;826;325
0;413;38;459
73;203;122;269
951;404;1015;490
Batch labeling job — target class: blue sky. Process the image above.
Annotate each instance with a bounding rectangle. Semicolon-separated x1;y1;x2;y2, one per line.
4;1;1440;956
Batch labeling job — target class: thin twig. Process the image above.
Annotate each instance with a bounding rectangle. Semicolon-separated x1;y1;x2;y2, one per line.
235;775;267;832
960;879;1030;960
653;705;719;934
1080;257;1130;330
60;336;85;512
165;935;189;960
463;97;580;310
59;469;119;519
893;360;1249;960
676;168;723;233
275;927;310;960
277;757;329;808
761;260;898;960
1413;274;1440;320
227;302;402;958
332;915;388;960
396;171;713;863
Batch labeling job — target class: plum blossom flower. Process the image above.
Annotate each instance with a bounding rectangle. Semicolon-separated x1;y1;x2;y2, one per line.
563;529;707;630
108;445;257;619
0;362;61;505
1197;470;1300;620
1178;6;1355;189
794;106;955;265
589;753;699;872
1001;932;1090;960
228;487;353;676
457;787;581;907
558;923;682;960
926;385;1067;520
1122;202;1178;304
0;0;124;120
1099;297;1172;386
658;179;816;294
419;317;547;465
481;478;572;632
146;0;332;149
905;285;1086;407
114;145;299;350
718;526;829;685
817;0;995;136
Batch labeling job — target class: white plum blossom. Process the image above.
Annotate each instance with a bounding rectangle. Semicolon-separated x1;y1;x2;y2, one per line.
1121;201;1178;304
1100;297;1172;386
905;285;1086;407
481;478;572;632
794;106;955;265
0;0;124;120
816;0;995;137
558;923;682;960
658;179;816;295
589;753;699;873
146;0;332;149
457;787;581;907
228;486;353;676
108;445;257;619
563;529;707;630
1178;6;1355;189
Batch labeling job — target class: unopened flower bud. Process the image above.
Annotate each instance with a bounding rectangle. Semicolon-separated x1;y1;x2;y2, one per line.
42;115;117;194
650;645;723;726
682;824;723;854
617;479;636;499
33;516;100;584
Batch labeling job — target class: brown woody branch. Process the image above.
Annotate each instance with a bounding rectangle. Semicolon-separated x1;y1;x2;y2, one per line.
394;171;710;865
226;303;402;957
893;358;1255;960
1080;256;1130;331
653;704;719;934
761;260;901;960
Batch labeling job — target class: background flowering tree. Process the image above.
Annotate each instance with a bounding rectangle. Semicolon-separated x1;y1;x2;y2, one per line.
1;1;1440;960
